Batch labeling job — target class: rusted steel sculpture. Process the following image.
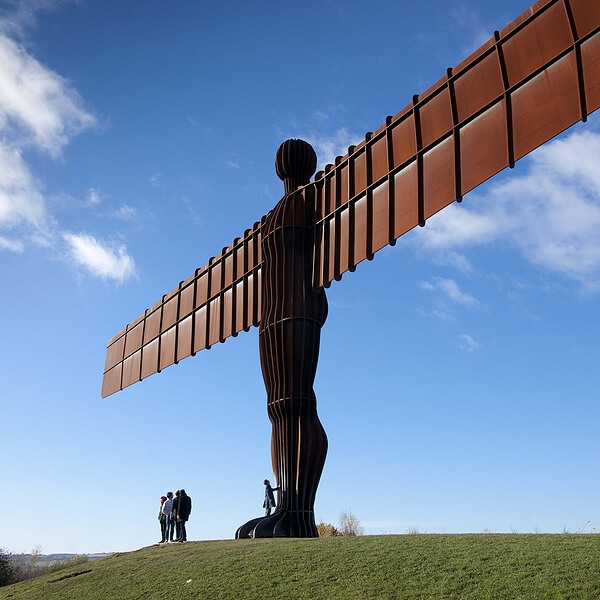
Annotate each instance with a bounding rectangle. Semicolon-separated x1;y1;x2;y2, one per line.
102;0;600;538
236;140;328;538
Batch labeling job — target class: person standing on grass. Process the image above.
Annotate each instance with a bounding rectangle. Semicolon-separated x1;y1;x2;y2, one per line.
176;489;192;542
162;491;175;542
263;479;280;516
172;490;181;541
158;495;167;543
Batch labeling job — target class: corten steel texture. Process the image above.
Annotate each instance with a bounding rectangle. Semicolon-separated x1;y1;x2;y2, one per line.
311;0;600;288
101;0;599;400
236;140;328;539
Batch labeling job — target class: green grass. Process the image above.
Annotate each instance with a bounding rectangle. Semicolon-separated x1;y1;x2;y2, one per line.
1;535;599;599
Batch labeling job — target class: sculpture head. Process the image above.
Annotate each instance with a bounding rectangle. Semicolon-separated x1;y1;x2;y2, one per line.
275;138;317;194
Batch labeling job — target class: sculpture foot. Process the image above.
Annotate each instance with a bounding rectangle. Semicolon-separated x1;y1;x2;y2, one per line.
235;516;263;539
236;509;318;538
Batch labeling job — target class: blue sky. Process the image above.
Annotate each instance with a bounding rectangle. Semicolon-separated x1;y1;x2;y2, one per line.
1;0;599;555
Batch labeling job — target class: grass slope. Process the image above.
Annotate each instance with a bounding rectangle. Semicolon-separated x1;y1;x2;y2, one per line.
1;535;599;599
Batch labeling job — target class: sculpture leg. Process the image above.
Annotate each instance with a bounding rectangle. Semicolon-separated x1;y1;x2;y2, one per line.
241;318;327;538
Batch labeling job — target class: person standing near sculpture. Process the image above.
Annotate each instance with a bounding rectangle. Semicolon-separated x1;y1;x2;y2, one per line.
263;479;280;516
158;495;167;543
172;490;181;541
162;491;175;542
176;489;192;542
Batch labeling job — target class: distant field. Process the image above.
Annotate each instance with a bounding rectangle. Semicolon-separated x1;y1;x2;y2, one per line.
1;534;599;600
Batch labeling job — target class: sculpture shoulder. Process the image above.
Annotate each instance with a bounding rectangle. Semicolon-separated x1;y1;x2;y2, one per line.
266;187;316;232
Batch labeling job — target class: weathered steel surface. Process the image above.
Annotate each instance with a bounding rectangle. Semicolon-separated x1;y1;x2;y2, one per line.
311;0;600;287
102;0;600;400
236;140;328;538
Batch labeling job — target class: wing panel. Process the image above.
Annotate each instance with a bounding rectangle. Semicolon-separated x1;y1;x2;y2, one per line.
353;195;368;267
569;0;600;38
502;1;573;87
583;35;600;112
312;0;598;289
372;180;390;254
177;315;193;362
390;113;417;170
454;52;504;123
512;52;581;160
419;85;454;148
102;221;264;397
122;350;141;389
193;306;208;354
141;338;159;379
423;136;456;220
101;364;122;398
460;102;509;195
104;333;125;372
159;327;176;371
393;163;419;241
143;307;161;345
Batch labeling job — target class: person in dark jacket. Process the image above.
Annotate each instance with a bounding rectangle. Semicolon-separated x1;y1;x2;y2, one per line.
172;490;181;541
176;489;192;542
263;479;280;516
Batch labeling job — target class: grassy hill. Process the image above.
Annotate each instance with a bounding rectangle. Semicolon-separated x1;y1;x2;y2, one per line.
1;534;599;599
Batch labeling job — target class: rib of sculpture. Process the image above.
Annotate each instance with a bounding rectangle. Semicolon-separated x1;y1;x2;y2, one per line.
101;0;600;538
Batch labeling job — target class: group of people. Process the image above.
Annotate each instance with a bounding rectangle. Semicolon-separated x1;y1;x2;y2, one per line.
158;489;192;543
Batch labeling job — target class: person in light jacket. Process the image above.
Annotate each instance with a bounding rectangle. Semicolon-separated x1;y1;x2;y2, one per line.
162;491;175;542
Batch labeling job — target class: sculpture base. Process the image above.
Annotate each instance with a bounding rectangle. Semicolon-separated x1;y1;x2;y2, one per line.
235;509;319;539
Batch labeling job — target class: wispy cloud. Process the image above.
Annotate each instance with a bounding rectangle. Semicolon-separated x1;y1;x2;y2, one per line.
415;128;600;292
458;333;481;353
450;4;494;56
64;233;136;284
0;4;135;283
0;144;45;231
305;127;362;170
86;187;102;205
0;33;96;157
114;204;137;221
420;276;479;307
150;173;163;188
0;0;76;38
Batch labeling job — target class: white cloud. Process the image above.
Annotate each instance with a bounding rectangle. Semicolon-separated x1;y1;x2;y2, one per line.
433;250;473;273
458;333;481;353
416;128;600;291
0;33;96;157
420;276;479;307
0;235;24;252
0;26;95;255
114;204;137;220
87;187;101;205
0;143;45;229
64;233;136;283
150;173;162;188
0;13;134;283
305;127;362;170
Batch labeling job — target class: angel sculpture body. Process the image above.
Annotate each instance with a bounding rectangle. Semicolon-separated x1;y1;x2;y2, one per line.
101;0;600;538
237;140;328;538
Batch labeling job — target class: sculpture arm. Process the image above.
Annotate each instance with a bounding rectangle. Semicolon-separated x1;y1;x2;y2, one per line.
310;0;600;288
101;219;266;398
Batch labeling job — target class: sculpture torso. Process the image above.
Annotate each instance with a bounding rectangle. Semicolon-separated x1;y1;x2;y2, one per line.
260;189;328;331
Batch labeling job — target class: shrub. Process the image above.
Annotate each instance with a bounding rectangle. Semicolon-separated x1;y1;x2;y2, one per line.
317;522;340;537
339;512;364;537
0;548;14;587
